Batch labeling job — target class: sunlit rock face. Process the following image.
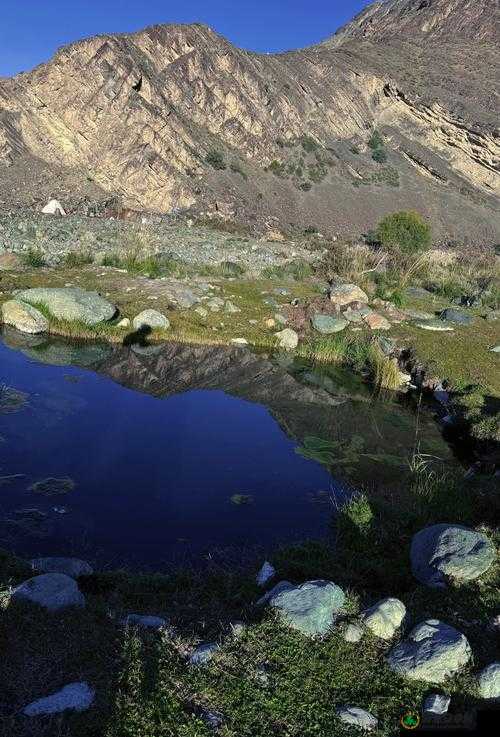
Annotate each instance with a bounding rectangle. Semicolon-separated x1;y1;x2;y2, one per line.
0;1;498;242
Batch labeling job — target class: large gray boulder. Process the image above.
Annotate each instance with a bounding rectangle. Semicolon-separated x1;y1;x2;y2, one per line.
361;598;406;640
386;620;471;683
336;706;378;731
477;662;500;700
411;524;496;588
266;580;345;637
15;287;116;325
30;557;93;578
1;300;49;334
12;573;85;611
23;682;94;716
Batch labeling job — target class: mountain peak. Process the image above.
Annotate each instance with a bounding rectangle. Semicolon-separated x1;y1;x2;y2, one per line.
326;0;498;47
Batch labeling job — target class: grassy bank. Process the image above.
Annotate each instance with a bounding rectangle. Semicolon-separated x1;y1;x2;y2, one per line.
1;465;498;737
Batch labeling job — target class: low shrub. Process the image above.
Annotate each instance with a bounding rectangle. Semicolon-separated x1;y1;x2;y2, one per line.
300;135;319;153
376;211;431;255
64;250;93;267
206;150;226;170
368;130;384;150
21;247;45;267
372;147;388;164
230;161;248;180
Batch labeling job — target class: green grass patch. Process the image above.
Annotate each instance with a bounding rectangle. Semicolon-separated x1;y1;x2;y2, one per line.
21;247;45;268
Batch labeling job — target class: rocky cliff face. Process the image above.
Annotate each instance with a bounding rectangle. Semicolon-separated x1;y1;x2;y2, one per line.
0;0;498;243
329;0;498;45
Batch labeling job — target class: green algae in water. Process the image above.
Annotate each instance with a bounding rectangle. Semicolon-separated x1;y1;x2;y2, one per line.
29;477;75;496
296;435;409;475
230;494;254;505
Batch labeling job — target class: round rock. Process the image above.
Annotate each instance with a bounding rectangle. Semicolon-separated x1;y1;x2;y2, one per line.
132;309;170;331
364;312;391;330
23;682;94;716
266;579;345;637
329;284;368;307
423;693;451;715
15;287;116;325
189;642;220;666
386;619;471;683
343;623;364;643
477;662;500;700
12;573;85;611
440;309;473;325
275;328;299;351
311;314;348;334
30;557;93;578
1;300;49;334
336;705;378;731
411;524;496;588
361;597;406;640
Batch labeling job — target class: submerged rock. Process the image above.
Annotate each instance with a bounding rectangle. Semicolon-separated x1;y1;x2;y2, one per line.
386;619;471;683
30;557;93;578
266;580;345;637
132;309;170;330
0;386;29;414
410;524;496;588
29;477;75;497
23;682;94;716
361;598;406;640
13;573;85;611
1;300;49;334
336;705;378;731
15;287;116;325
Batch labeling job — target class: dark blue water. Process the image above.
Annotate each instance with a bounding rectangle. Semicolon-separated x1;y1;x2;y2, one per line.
0;338;337;569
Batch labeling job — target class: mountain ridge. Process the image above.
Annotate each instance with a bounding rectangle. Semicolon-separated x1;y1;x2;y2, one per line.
0;0;498;244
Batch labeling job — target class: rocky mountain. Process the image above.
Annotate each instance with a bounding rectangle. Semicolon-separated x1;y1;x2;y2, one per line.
0;0;498;243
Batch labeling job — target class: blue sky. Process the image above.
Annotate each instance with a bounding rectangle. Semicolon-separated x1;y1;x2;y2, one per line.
0;1;373;77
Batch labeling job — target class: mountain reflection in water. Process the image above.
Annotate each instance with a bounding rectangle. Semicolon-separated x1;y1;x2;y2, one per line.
0;330;454;569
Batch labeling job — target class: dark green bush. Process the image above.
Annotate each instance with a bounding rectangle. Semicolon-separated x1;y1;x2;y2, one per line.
376;211;431;254
21;247;45;267
372;147;388;164
300;135;319;153
206;150;226;170
368;130;384;150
